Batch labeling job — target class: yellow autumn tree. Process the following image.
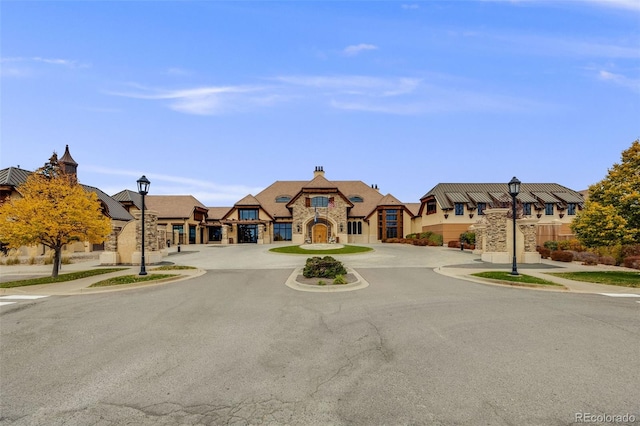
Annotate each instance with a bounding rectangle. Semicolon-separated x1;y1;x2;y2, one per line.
0;168;111;277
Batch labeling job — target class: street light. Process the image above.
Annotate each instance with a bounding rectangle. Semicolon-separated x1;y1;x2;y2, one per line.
137;175;150;276
508;176;521;276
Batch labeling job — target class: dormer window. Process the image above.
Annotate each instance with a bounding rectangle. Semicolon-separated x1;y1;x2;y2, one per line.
276;195;291;203
349;196;364;203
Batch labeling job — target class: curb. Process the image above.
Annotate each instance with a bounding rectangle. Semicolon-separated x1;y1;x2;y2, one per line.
285;267;370;292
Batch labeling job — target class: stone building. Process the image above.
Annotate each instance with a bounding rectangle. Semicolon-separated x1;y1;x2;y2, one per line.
417;183;585;246
216;167;420;245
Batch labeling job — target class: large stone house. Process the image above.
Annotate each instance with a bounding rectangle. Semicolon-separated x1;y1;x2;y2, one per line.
209;167;420;245
417;183;585;246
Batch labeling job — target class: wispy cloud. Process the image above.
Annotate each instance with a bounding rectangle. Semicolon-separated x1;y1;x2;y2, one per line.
84;165;264;205
598;70;640;93
276;74;549;114
1;56;90;78
483;0;640;11
109;73;550;117
1;56;90;68
578;0;640;11
343;44;378;57
106;84;273;115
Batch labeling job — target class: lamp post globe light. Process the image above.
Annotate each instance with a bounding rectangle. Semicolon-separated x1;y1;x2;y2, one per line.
508;176;521;276
137;175;150;276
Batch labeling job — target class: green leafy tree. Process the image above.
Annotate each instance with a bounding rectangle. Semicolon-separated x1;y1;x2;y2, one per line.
572;140;640;247
0;162;111;277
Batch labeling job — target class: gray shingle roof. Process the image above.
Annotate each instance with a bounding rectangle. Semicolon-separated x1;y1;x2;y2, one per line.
0;166;133;221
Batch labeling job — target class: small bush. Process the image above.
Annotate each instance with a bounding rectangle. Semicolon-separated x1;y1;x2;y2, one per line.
333;274;348;284
460;232;476;245
551;250;574;262
303;256;347;278
598;256;616;266
573;251;598;265
623;256;640;270
537;247;551;259
544;241;559;251
318;280;327;286
3;257;20;265
428;234;443;246
558;239;584;252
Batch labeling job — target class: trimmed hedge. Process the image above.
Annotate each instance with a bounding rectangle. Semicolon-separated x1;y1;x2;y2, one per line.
551;250;574;262
303;256;347;278
623;256;640;270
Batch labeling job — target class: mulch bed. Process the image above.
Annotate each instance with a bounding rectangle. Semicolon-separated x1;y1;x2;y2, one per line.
296;273;357;285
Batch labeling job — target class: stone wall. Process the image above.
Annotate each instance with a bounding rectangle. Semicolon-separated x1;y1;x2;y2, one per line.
291;195;348;241
483;208;509;253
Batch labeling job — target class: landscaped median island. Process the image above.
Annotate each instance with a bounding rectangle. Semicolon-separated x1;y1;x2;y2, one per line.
269;245;372;255
471;271;566;289
299;256;356;286
89;265;198;288
546;271;640;288
0;268;127;288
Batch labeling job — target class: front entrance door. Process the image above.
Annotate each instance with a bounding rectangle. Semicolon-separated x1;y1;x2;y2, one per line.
312;224;327;243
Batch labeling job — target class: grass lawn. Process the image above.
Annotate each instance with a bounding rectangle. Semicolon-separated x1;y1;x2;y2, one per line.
0;268;127;288
269;245;373;255
152;265;197;270
547;271;640;288
472;271;564;287
89;274;178;287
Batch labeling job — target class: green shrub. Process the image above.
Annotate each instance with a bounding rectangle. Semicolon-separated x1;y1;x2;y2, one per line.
544;241;559;251
551;250;574;262
333;274;348;284
428;233;443;246
460;232;476;245
303;256;347;278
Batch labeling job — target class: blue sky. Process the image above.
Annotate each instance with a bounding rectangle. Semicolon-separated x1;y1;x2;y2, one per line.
2;0;639;206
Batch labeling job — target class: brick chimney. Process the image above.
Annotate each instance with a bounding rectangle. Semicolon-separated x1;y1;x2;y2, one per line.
314;166;325;178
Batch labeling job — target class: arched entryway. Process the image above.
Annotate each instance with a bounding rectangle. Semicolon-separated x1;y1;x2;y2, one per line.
312;223;327;243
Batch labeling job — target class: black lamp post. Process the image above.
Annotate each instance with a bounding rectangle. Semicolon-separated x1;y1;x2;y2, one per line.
508;176;521;276
137;175;150;275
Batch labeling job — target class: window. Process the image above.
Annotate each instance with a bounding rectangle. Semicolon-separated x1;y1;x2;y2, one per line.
275;196;291;203
349;196;364;203
454;203;464;216
239;209;258;220
273;223;292;241
545;203;554;215
348;221;362;235
172;225;184;245
477;202;487;215
311;196;329;207
426;200;437;215
378;209;401;240
567;203;576;215
523;203;531;216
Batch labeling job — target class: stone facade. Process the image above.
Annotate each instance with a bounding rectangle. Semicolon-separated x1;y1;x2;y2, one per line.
476;208;541;264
